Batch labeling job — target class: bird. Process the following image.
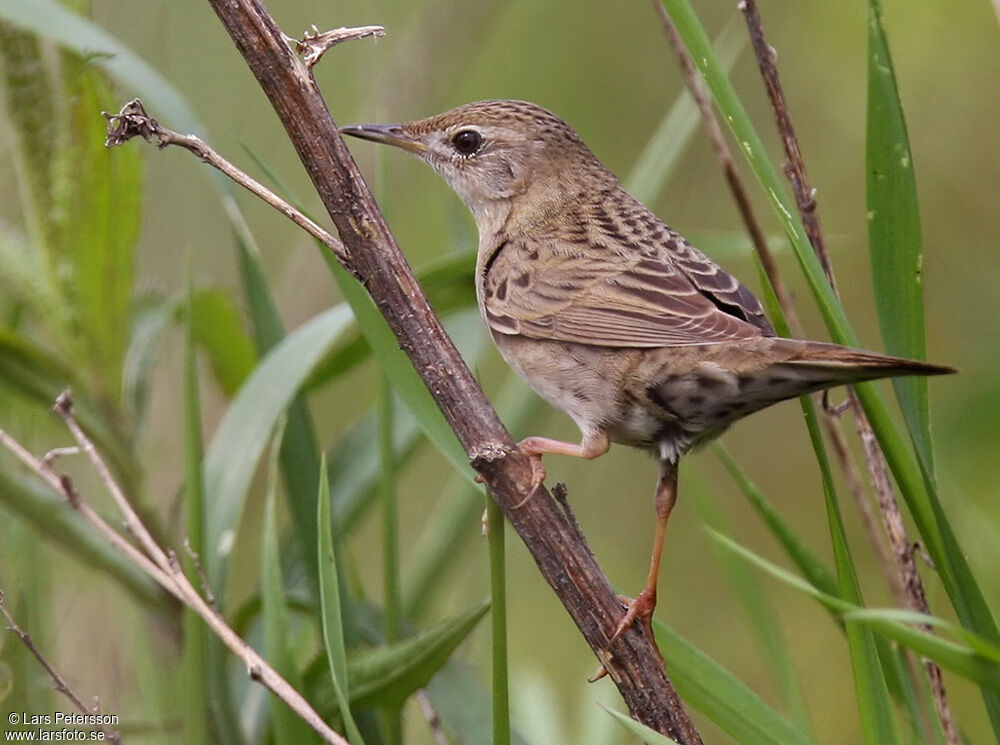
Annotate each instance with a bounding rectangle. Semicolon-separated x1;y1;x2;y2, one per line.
340;99;954;661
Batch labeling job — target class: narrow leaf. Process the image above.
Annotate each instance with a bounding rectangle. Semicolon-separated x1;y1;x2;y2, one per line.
603;707;681;745
657;2;1000;697
261;425;316;745
866;0;932;478
204;304;354;595
320;254;475;485
180;271;211;744
187;289;257;396
715;445;838;598
625;11;746;204
653;618;816;745
233;226;325;601
712;531;1000;692
347;602;489;709
317;457;366;745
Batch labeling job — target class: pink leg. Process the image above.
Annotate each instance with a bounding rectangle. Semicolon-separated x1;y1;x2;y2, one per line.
516;429;610;488
609;460;678;660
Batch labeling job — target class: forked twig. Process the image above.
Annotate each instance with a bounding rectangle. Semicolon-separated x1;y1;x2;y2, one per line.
0;592;121;744
0;394;350;745
294;24;385;68
103;99;353;271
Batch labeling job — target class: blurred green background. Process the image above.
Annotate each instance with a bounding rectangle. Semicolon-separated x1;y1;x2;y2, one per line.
1;0;998;743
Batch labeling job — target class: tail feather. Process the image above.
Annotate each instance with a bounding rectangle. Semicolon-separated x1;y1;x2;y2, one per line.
786;340;956;381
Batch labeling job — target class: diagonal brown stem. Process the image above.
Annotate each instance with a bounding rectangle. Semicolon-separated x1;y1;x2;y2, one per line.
183;3;703;741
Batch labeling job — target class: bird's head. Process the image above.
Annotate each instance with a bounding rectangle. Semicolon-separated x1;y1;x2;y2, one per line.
341;100;608;228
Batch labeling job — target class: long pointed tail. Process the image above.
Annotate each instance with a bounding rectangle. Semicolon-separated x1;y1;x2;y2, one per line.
784;340;956;383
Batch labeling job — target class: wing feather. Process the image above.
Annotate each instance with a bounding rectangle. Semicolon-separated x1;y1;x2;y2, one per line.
482;233;768;348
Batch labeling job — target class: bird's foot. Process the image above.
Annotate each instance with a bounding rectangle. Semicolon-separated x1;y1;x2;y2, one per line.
509;441;548;508
588;590;664;683
610;589;663;663
514;439;548;486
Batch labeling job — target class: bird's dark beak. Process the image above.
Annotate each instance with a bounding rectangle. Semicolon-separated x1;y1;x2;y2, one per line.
340;123;428;154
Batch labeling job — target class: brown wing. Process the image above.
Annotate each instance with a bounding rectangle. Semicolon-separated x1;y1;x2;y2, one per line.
668;238;775;336
482;236;768;348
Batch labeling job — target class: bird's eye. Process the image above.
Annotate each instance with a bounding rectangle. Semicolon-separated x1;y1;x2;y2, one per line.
451;129;483;156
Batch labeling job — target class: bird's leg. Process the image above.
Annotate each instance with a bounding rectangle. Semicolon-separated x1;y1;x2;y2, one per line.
609;459;678;660
515;429;610;491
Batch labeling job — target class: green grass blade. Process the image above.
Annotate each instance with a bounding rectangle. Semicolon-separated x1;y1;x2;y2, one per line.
0;0;202;133
56;64;141;399
715;445;924;729
715;445;838;598
181;271;211;744
346;602;490;710
321;253;475;485
803;396;901;745
686;471;812;733
865;0;932;479
603;706;681;745
317;457;366;745
658;0;1000;724
234;225;325;600
486;495;511;745
424;662;535;745
844;609;1000;664
203;304;355;596
712;530;1000;692
652;617;816;745
377;373;403;745
187;289;257;396
261;426;317;745
867;0;1000;728
379;379;402;646
625;10;746;204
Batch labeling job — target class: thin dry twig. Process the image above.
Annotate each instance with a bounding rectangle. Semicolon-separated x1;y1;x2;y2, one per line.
415;690;451;745
0;592;122;744
738;0;836;291
0;395;350;745
103;99;353;271
182;538;217;608
738;1;958;740
294;24;385;68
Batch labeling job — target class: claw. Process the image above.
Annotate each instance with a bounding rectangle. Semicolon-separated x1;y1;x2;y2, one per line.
608;588;663;664
510;448;546;509
610;588;656;645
